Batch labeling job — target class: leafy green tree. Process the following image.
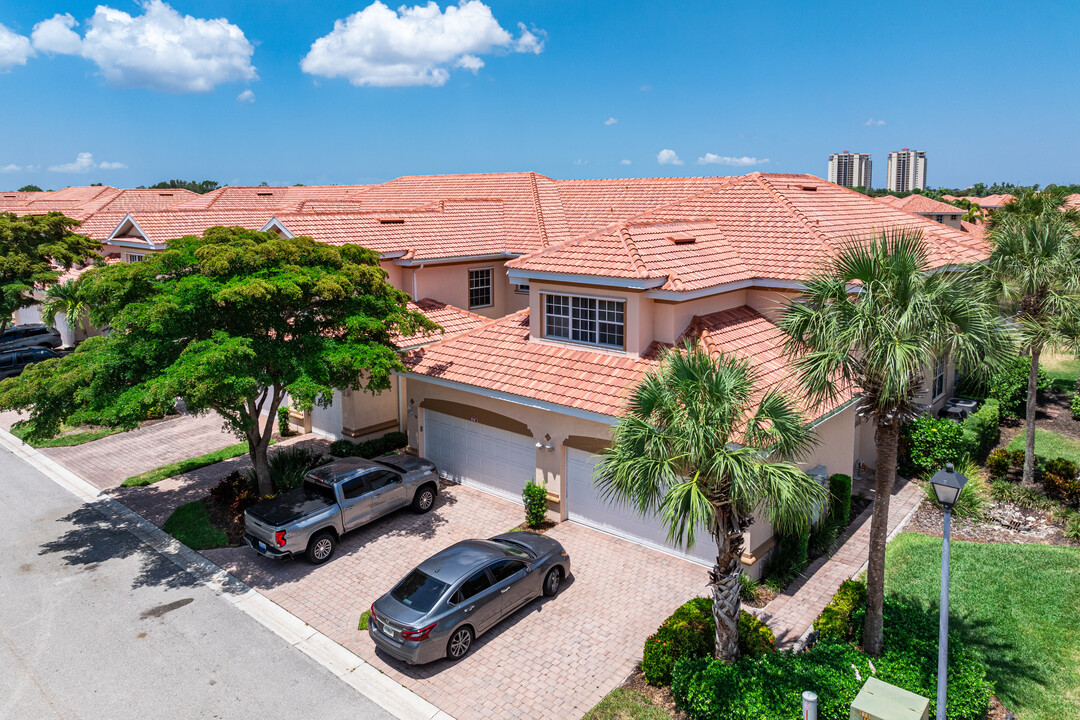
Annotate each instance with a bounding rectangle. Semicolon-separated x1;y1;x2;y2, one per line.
0;212;100;337
945;197;985;223
17;185;42;192
0;227;435;495
981;209;1080;485
146;179;220;194
594;344;824;662
779;230;1010;656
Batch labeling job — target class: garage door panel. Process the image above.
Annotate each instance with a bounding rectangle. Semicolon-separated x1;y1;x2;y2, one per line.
424;410;535;504
567;448;717;566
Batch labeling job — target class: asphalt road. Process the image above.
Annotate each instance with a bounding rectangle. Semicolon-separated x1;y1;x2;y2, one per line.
0;446;395;720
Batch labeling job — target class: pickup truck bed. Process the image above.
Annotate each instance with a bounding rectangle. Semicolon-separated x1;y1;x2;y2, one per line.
246;488;335;527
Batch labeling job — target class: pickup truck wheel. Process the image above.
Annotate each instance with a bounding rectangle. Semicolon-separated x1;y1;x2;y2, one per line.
306;532;336;564
411;484;436;514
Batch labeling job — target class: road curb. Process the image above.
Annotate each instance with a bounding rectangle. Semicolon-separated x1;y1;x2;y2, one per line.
0;428;453;720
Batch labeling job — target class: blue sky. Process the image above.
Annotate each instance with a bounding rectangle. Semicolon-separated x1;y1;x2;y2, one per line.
1;0;1078;190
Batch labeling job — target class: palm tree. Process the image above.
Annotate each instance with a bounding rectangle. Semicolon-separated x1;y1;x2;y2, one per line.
986;189;1080;231
981;213;1080;485
41;279;88;347
948;197;984;224
594;344;825;662
779;230;1011;656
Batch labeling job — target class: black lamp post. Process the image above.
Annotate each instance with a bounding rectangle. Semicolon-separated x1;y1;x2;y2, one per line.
928;462;968;720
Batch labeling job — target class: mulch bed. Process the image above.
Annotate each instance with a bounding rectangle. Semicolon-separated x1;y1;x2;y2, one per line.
907;496;1076;547
204;497;247;546
510;519;558;534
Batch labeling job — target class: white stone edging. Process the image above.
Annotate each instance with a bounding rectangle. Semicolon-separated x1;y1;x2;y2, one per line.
0;428;453;720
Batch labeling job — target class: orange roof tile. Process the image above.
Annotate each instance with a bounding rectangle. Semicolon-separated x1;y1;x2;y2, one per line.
873;194;965;216
394;298;488;348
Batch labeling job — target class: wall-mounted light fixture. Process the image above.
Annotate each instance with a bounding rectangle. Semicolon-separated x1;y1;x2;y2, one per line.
535;441;543;449
543;443;553;452
406;407;416;417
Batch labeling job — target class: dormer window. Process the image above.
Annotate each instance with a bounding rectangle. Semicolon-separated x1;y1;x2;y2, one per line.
543;292;624;349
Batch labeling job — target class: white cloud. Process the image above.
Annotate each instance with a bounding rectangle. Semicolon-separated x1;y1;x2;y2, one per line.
30;1;256;93
865;117;886;126
657;149;683;166
301;1;545;87
454;54;484;73
620;159;631;165
48;152;125;173
604;116;618;126
1;163;22;173
0;23;34;71
31;13;82;55
573;159;588;166
697;153;770;167
237;88;255;102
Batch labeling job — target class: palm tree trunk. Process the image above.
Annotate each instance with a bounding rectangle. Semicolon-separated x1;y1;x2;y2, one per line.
1023;346;1041;485
863;414;899;657
710;509;744;662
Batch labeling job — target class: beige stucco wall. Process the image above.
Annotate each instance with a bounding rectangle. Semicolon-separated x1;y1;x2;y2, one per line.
401;260;524;318
650;289;750;345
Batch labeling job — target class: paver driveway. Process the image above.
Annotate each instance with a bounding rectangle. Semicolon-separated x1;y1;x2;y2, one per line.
205;483;707;720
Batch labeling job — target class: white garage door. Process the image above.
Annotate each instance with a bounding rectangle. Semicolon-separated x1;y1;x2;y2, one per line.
567;448;717;567
423;410;536;504
310;390;344;441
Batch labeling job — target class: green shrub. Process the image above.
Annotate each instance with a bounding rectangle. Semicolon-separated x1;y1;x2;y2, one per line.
813;579;867;641
959;399;1000;461
989;480;1055;510
808;517;842;557
1065;514;1080;541
277;405;292;436
641;597;715;685
986;448;1011;478
767;526;810;585
737;611;775;657
260;446;326;493
209;470;260;515
989;355;1050;419
828;473;852;525
522;479;548;527
1043;462;1080;506
328;431;409;459
738;573;759;603
900;414;968;478
1009;448;1026;469
1072;393;1080;421
673;598;993;720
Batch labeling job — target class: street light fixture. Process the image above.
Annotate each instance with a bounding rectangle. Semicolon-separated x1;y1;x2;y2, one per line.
928;461;968;720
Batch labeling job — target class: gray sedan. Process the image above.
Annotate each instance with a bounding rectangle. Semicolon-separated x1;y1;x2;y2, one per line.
368;532;570;664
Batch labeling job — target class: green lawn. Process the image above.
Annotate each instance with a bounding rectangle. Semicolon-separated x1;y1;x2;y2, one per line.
162;500;227;550
886;533;1080;720
1006;428;1080;466
10;422;123;448
583;689;670;720
1041;351;1080;393
122;442;251;486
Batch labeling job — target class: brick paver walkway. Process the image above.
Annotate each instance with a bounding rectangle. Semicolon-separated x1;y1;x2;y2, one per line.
757;476;923;649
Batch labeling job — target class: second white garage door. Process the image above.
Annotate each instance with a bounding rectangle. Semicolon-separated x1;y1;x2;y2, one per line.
567;448;717;566
423;410;536;504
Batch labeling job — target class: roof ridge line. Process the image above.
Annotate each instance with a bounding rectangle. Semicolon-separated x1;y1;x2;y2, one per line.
750;173;837;251
617;226;651;278
528;172;550;247
415;297;488;323
408;308;528;355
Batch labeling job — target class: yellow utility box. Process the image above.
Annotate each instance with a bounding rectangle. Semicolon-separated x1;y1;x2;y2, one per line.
850;677;930;720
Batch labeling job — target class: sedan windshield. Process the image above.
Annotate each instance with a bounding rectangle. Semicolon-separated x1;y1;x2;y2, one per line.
391;570;450;613
489;538;535;558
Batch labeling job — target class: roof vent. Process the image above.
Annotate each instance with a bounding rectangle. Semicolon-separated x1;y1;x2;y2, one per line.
378;217;405;224
800;185;817;191
158;192;173;197
667;232;696;244
256;192;273;197
3;195;15;199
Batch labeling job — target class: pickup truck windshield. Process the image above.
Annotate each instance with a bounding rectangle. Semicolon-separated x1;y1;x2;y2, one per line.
391;570;450;613
302;479;336;503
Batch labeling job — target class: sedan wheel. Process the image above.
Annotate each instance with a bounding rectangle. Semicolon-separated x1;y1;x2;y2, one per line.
447;627;473;660
543;567;562;597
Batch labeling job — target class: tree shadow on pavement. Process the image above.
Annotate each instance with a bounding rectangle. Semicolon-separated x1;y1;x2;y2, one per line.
37;503;200;592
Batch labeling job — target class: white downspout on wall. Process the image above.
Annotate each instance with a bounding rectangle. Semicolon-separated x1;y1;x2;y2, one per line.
411;264;425;300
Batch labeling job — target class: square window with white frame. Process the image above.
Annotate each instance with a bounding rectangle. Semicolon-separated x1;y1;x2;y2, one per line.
126;253;145;263
468;268;493;309
543;292;624;349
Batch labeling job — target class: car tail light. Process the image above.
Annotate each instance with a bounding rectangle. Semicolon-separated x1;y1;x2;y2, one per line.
369;603;377;625
400;622;437;641
275;530;286;547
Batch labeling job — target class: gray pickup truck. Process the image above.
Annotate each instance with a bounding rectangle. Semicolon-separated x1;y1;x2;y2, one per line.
243;454;440;564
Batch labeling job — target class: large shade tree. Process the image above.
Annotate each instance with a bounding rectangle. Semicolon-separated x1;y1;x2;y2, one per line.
981;210;1080;485
594;344;825;661
0;212;100;336
0;227;434;495
779;230;1011;656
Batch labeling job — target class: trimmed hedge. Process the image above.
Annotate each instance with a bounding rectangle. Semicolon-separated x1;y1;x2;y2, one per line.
328;431;408;459
737;611;775;657
960;399;1000;461
672;598;993;720
828;474;852;525
988;356;1050;419
900;414;968;478
813;579;866;641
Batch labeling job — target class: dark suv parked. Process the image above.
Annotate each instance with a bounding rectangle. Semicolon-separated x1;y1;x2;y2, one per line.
0;324;63;351
0;347;62;379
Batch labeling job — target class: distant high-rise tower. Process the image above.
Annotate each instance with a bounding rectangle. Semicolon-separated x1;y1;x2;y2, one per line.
886;148;927;192
827;151;872;189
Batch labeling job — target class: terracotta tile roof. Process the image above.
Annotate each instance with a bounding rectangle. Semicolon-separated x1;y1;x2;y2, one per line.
959;220;986;240
508;173;989;288
406;305;848;420
874;194;965;216
947;194;1016;209
1065;194;1080;210
394;298;488;348
116;210;279;246
272;200;513;259
681;306;852;418
167;185;372;211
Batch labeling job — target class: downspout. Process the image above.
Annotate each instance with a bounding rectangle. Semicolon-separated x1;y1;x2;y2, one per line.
411;264;425;301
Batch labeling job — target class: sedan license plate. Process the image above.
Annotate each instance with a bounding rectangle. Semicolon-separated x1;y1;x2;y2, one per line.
381;622;394;637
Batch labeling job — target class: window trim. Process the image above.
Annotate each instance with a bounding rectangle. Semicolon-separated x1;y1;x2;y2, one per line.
932;356;946;400
126;253;145;263
539;290;627;350
514;282;530;295
467;267;494;309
